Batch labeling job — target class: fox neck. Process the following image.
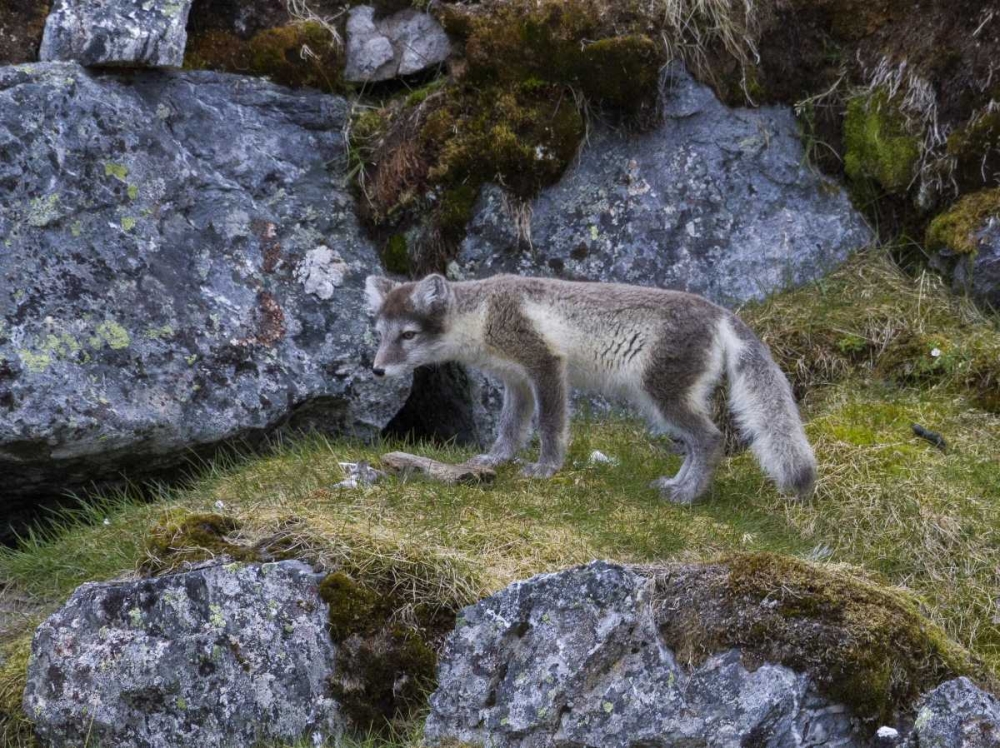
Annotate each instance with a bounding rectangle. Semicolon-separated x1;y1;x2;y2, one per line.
434;284;488;366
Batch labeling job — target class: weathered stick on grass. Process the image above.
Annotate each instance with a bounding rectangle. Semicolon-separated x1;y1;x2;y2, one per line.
381;452;496;485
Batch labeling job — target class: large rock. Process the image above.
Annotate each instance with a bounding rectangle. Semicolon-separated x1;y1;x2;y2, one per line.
937;216;1000;311
425;561;863;747
905;678;1000;748
0;63;408;514
23;561;341;747
456;62;872;307
344;5;452;83
39;0;193;68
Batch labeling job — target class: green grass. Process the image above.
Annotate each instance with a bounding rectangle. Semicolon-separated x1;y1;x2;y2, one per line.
1;250;999;746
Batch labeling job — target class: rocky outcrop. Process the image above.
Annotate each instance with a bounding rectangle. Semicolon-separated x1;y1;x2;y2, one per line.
905;678;1000;748
456;63;872;307
425;561;862;747
23;561;341;748
931;211;1000;311
0;63;408;511
425;559;993;748
39;0;193;67
344;5;451;83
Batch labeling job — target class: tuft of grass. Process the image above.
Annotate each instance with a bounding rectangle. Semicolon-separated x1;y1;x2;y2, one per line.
740;250;1000;411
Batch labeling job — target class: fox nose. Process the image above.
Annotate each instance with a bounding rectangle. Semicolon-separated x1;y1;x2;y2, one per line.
372;367;385;377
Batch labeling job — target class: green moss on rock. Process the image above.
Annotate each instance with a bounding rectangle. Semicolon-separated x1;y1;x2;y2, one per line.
656;553;994;724
319;570;456;731
142;513;255;572
843;88;920;194
382;234;411;274
184;22;343;93
926;189;1000;255
248;23;343;92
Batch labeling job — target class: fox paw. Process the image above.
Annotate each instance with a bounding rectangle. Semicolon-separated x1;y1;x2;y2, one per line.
521;462;560;479
650;477;699;505
467;453;512;468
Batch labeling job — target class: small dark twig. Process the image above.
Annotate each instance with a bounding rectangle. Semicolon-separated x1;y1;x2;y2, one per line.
911;423;947;452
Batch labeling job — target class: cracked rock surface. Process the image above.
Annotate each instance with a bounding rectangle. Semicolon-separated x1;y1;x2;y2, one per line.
40;0;194;68
457;62;872;307
23;561;341;748
0;63;408;512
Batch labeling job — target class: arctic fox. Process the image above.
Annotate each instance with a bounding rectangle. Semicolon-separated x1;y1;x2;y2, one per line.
365;273;817;504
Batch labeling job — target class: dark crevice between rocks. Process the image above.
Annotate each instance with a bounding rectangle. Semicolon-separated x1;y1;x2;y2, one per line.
0;395;364;546
381;363;482;447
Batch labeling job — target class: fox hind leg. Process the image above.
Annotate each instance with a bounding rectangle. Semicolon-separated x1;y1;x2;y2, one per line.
521;357;569;479
645;395;723;505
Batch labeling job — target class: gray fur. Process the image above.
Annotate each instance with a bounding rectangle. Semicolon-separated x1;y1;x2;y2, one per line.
366;274;817;500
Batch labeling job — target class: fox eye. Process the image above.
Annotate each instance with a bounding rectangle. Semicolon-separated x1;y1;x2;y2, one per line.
400;331;418;341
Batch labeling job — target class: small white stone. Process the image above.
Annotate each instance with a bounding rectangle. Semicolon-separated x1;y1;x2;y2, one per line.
876;726;899;740
588;450;618;466
214;500;225;510
930;347;941;358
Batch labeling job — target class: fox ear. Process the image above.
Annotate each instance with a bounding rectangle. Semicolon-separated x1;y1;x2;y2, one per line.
365;275;397;314
412;274;452;314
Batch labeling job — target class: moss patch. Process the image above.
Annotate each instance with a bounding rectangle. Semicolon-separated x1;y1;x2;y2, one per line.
843;88;920;195
319;571;456;732
353;0;668;271
141;512;256;573
945;108;1000;193
184;22;343;93
656;553;994;723
926;189;1000;256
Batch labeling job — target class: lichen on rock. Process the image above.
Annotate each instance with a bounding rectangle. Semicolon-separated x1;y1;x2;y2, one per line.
426;558;995;747
23;561;342;748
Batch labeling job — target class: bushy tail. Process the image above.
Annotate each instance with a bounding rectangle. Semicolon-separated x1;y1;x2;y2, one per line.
721;315;817;498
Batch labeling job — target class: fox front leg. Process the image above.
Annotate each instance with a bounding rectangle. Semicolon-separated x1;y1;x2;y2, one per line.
522;358;568;479
469;377;534;467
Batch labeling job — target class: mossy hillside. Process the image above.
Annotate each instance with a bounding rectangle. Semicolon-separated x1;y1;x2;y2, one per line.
353;0;666;271
926;188;1000;256
1;252;999;744
657;554;992;723
741;251;1000;412
184;22;343;93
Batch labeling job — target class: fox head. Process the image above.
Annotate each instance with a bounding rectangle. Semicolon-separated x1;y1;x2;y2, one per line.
365;274;455;377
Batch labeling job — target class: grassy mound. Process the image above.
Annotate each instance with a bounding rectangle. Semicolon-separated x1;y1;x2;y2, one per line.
1;250;999;746
656;554;992;723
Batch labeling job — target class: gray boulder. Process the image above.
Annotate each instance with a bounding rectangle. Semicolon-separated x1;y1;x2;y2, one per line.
934;216;1000;310
456;62;872;307
905;678;1000;748
425;561;862;747
0;63;408;513
39;0;193;68
23;561;342;748
344;5;452;83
